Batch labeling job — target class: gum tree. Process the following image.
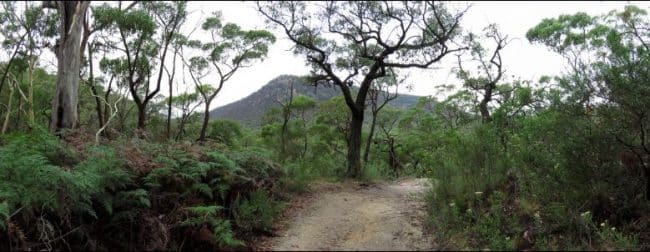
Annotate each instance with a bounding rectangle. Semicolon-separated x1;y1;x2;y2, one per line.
93;2;185;135
258;1;467;177
456;24;509;123
186;13;275;144
48;1;91;133
527;6;650;199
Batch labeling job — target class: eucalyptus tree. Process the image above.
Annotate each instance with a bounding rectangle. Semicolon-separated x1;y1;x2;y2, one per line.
164;33;186;139
376;107;403;175
363;70;401;163
456;24;509;123
0;2;57;129
44;1;90;133
93;1;185;135
526;12;605;109
186;12;275;144
172;89;203;141
287;94;316;160
258;1;467;177
527;6;650;199
312;95;352;169
274;79;295;161
142;1;186;139
0;2;28;106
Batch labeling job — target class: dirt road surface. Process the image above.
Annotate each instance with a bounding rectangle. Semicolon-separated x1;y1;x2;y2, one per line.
261;178;434;251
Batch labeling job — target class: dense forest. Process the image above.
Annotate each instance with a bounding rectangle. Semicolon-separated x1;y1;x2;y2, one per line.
0;1;648;251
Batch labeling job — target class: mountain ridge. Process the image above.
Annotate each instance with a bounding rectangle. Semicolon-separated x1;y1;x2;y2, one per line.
209;75;421;127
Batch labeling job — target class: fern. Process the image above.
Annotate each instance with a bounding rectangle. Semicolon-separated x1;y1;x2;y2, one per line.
233;190;283;233
0;201;8;230
118;189;151;208
145;149;249;201
181;205;222;228
211;219;245;247
143;166;175;188
187;205;222;217
205;151;240;173
102;189;150;222
0;137;74;214
67;146;136;218
1;127;77;166
181;205;244;247
191;183;214;199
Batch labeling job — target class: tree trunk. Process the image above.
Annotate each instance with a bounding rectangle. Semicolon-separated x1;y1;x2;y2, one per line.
87;44;104;129
301;111;308;160
0;34;26;106
103;77;113;126
27;56;35;126
347;113;364;178
279;81;294;161
154;36;171;139
166;77;173;140
387;137;401;176
280;107;290;161
479;86;493;123
136;104;146;131
51;1;89;134
198;101;211;144
1;85;14;134
363;111;378;163
175;114;188;141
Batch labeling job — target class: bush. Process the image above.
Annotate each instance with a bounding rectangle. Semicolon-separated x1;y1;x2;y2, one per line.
0;131;289;251
424;108;648;250
181;205;244;248
208;119;243;147
232;190;283;234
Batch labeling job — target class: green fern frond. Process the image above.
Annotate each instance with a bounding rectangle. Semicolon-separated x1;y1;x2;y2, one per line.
117;189;151;208
191;183;214;199
186;205;223;216
0;201;8;230
180;216;204;228
211;219;244;247
99;197;114;216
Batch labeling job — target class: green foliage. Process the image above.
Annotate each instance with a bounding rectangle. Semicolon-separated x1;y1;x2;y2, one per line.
144;147;244;202
0;202;8;230
3;1;650;251
0;131;291;250
423;94;646;250
233;190;283;233
0;132;68;215
181;205;244;248
0;131;144;242
409;6;649;250
208;119;243;147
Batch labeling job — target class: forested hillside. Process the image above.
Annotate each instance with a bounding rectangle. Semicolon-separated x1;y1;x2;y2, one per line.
0;1;648;251
209;75;420;127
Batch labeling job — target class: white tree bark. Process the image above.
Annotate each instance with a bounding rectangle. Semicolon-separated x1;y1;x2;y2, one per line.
50;1;90;133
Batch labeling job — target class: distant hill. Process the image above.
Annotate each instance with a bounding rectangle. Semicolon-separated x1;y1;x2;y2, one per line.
209;75;420;127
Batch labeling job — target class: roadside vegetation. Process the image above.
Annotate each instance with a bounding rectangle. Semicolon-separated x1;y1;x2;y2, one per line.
0;1;648;250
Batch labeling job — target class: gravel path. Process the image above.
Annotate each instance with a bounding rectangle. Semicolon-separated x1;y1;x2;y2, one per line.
265;178;434;251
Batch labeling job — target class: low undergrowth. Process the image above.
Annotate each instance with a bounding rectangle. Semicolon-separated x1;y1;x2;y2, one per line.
426;113;648;251
0;129;288;251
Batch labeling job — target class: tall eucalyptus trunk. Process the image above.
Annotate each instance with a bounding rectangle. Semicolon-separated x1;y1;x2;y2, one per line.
51;1;90;134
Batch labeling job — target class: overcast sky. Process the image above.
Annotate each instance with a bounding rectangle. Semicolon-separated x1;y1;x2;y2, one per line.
181;1;650;109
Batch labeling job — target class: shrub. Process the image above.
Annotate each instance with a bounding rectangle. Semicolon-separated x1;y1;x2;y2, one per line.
208;119;243;147
181;205;244;248
232;190;283;234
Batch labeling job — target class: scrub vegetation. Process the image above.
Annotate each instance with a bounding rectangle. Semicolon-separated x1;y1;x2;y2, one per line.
0;1;648;250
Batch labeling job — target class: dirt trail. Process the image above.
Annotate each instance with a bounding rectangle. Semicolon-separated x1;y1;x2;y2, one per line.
263;178;434;251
